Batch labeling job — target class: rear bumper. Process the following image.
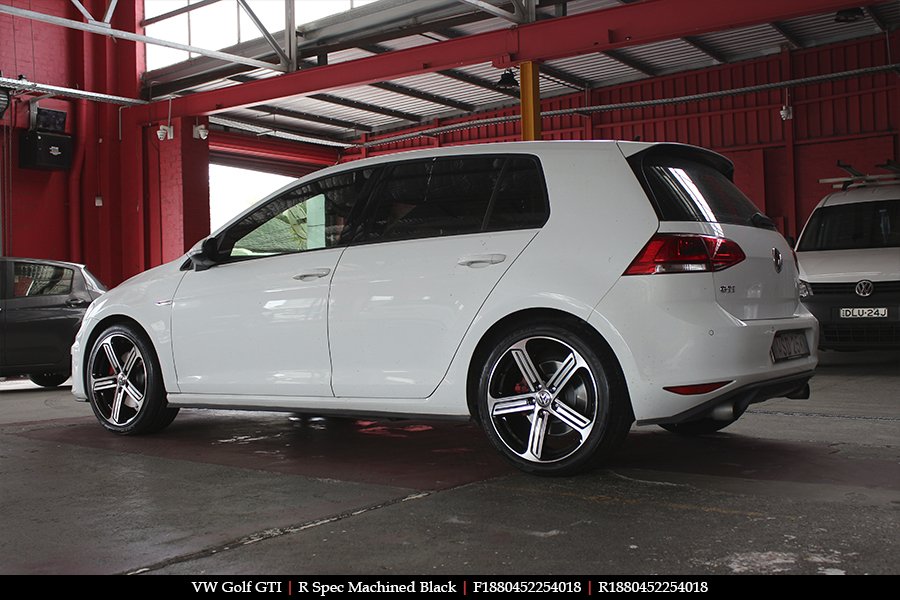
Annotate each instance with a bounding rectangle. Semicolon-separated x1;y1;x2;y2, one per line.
589;275;819;423
637;371;813;425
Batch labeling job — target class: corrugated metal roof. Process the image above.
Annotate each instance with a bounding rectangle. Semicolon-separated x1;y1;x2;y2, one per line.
204;1;899;142
691;23;787;62
623;38;718;75
780;12;887;47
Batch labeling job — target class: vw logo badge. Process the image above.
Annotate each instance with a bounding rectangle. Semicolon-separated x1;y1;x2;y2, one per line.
772;248;783;273
855;280;874;297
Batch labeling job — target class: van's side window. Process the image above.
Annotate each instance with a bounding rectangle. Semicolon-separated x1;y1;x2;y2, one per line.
362;155;548;243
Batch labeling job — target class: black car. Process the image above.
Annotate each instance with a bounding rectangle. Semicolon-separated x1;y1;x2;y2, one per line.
0;257;106;387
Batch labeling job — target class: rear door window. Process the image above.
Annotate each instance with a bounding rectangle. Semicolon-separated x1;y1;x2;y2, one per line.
13;262;73;297
797;198;900;251
630;148;765;227
362;154;548;243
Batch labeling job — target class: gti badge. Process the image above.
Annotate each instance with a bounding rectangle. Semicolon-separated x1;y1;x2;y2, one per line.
771;248;783;273
855;280;874;297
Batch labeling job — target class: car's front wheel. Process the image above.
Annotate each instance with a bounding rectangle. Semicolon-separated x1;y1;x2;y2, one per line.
477;323;632;476
28;372;70;388
86;323;178;434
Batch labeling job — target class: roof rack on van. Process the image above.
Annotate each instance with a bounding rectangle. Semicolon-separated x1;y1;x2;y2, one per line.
819;159;900;190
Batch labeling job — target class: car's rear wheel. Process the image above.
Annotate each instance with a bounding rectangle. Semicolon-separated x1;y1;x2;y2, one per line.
28;372;70;388
659;417;737;435
86;324;178;434
477;323;632;476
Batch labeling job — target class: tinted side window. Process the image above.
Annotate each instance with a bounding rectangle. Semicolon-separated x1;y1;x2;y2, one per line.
362;155;548;243
365;156;502;242
13;263;73;297
484;156;548;231
219;168;374;258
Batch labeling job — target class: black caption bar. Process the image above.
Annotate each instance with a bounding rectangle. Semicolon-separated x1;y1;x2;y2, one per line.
24;575;879;594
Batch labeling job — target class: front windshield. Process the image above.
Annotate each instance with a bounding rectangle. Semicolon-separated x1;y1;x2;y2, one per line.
797;198;900;251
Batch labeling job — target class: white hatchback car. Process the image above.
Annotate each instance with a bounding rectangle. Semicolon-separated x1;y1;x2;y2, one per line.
73;141;817;475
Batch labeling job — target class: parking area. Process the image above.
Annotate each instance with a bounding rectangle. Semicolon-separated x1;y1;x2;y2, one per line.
1;351;897;575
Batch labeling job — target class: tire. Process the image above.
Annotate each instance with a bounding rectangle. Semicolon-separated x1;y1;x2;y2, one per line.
659;417;737;435
85;323;178;435
28;372;70;388
477;322;632;476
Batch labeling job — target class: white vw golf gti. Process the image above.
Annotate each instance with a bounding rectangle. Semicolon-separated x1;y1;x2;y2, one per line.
73;141;818;475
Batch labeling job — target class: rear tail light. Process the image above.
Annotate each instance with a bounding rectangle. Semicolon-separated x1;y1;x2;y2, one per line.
663;381;731;395
623;234;745;275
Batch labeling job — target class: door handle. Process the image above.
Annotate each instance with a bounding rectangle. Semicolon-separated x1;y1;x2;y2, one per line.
66;298;89;308
457;253;507;268
292;268;332;281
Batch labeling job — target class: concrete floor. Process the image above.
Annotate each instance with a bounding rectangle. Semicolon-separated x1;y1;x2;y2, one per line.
1;351;897;575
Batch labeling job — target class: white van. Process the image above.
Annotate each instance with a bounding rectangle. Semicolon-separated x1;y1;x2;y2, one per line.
796;175;900;350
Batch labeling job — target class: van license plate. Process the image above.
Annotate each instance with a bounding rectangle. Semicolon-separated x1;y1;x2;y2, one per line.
840;307;888;318
771;331;810;362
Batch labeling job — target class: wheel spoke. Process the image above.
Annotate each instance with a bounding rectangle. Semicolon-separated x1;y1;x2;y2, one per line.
525;409;549;461
550;400;592;438
489;393;535;416
122;381;144;406
121;347;139;377
546;352;578;396
510;345;543;391
110;386;126;424
101;340;122;374
92;375;117;393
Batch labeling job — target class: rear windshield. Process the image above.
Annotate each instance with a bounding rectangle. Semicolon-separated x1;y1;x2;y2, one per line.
797;198;900;251
630;149;765;227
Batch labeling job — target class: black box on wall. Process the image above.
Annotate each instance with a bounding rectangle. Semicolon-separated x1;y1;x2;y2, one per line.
19;130;73;170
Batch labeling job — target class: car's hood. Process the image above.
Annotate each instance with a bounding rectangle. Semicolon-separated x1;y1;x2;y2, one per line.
797;248;900;282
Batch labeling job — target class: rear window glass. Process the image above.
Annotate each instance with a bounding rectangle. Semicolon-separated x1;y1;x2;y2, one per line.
797;198;900;251
633;152;763;226
13;263;73;297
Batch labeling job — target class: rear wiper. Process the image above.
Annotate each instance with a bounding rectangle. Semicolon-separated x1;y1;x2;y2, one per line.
750;212;777;231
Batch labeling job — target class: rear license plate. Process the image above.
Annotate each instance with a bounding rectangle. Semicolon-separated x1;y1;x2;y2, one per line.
840;307;888;318
771;331;810;362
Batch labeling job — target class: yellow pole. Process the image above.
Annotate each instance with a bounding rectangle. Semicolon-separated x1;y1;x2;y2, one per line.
519;61;541;141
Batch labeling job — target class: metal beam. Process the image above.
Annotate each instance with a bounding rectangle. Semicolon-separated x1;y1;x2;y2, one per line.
0;75;146;106
865;5;890;33
102;0;120;24
370;81;476;112
455;0;527;23
0;3;284;72
141;0;222;27
246;105;373;132
129;0;871;121
210;115;351;146
69;1;95;23
285;0;298;72
604;49;657;76
361;42;519;98
209;130;341;165
438;27;589;89
682;36;728;63
771;21;805;49
236;0;290;67
309;93;423;122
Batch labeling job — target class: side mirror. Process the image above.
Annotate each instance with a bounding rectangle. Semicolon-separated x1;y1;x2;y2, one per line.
189;237;221;272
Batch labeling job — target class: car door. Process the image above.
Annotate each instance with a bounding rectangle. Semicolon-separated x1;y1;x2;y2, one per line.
329;155;549;398
2;260;87;370
171;167;377;397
